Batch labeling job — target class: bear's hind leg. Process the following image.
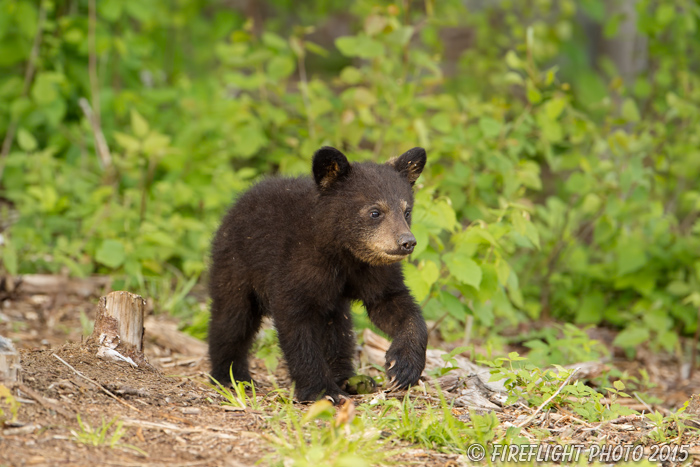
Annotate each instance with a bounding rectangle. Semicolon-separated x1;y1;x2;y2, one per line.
208;289;263;386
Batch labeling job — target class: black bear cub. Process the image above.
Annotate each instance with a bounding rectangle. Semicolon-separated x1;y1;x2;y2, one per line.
208;146;428;402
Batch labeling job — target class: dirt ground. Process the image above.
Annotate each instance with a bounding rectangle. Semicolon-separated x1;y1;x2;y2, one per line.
1;278;700;466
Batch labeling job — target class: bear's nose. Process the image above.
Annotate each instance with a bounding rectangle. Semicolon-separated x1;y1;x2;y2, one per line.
399;233;416;253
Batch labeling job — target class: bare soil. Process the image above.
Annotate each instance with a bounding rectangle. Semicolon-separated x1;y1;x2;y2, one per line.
1;279;700;466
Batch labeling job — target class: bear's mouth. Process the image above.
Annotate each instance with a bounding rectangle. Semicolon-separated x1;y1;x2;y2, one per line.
380;250;411;262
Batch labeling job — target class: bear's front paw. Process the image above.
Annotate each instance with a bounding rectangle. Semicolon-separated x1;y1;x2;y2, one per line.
384;344;425;391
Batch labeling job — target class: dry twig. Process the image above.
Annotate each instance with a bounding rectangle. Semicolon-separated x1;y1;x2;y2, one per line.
517;367;579;428
52;353;140;412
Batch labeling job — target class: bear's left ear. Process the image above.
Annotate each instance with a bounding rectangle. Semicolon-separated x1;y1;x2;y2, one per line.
312;146;352;190
387;147;427;186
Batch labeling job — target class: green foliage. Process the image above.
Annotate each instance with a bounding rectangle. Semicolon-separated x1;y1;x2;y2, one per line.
253;328;283;374
644;403;698;443
0;384;21;425
521;324;609;367
1;0;699;355
70;414;146;455
482;352;637;423
264;397;393;467
368;389;498;455
208;368;260;410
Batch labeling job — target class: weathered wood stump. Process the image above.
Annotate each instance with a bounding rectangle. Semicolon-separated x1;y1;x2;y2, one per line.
88;291;148;367
0;335;20;383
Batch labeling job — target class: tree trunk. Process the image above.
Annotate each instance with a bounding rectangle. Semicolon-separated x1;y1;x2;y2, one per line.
89;291;148;367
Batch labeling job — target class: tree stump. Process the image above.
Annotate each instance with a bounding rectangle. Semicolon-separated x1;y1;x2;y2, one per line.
0;335;20;383
89;291;148;367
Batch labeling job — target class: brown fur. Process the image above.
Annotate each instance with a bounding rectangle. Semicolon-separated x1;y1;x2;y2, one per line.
208;147;428;402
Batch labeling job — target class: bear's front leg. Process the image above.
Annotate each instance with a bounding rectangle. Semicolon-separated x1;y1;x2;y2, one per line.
364;288;427;390
275;310;348;403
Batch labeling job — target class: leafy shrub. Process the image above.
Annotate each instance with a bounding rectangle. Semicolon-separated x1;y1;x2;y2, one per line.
1;0;699;355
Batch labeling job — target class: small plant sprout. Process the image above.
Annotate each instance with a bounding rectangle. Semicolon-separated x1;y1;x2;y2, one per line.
70;414;146;456
207;366;259;410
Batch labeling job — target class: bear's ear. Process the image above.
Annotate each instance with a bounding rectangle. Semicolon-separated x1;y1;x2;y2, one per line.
312;146;352;190
387;147;427;185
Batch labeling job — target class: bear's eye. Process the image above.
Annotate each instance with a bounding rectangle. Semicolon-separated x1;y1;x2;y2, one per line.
369;209;381;219
404;210;411;219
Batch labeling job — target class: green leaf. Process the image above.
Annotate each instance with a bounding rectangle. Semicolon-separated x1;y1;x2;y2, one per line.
505;50;523;69
430;113;451;133
386;26;414;46
414;118;429;148
17;128;37;151
524;221;541;249
114;132;141;152
526;81;542;103
130;110;149;138
544;97;566;120
420;260;440;287
655;4;675;27
616;241;646;276
353;87;377;107
335;36;385;59
613;326;650;349
304;41;328;57
340;67;363;85
16;1;38;38
621;98;640;122
478;117;501;139
439;292;466;320
575;293;604;324
266;55;295;80
232;121;267;158
96;240;126;269
364;14;388;36
261;32;288;51
444;253;482;289
99;0;123;21
403;263;430;302
31;73;58;105
2;240;18;275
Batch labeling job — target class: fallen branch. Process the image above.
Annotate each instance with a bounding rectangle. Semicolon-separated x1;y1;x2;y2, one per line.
517;367;579;428
52;354;140;412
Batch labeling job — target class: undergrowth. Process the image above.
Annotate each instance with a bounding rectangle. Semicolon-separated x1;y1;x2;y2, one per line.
70;414;146;456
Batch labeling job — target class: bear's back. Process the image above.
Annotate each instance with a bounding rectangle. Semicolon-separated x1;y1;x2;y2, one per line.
212;176;319;278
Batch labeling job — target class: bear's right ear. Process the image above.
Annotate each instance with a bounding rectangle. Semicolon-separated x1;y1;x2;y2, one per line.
312;146;351;190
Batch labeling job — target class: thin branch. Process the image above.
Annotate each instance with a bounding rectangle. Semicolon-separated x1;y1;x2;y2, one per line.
88;0;100;124
633;391;653;413
0;2;47;182
690;306;700;378
295;41;316;142
517;367;579;428
79;97;112;169
52;353;140;412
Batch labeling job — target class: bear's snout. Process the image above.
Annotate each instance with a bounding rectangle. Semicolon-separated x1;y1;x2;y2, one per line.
398;233;417;254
